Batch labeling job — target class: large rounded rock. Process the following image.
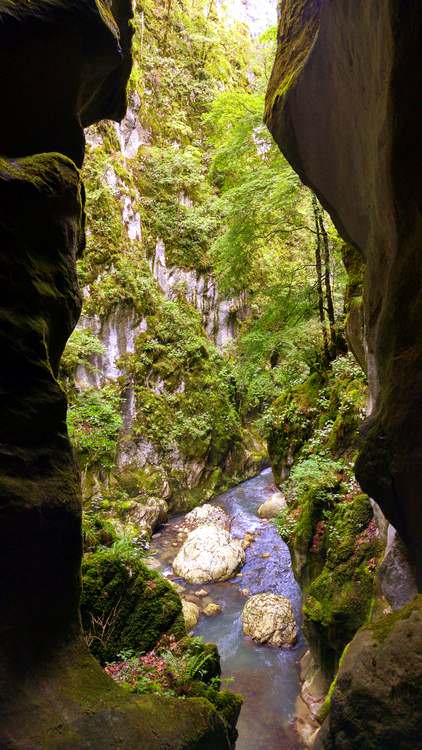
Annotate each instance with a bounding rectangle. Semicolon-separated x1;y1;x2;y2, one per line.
173;525;245;584
257;491;286;519
242;593;297;647
81;549;185;663
180;504;230;533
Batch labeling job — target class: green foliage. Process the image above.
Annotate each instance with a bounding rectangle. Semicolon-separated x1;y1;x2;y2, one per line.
122;298;242;495
79;150;127;284
60;328;105;379
67;385;123;470
69;0;353;524
274;507;297;542
82;512;117;552
270;352;379;678
268;353;367;483
289;456;342;496
81;253;160;318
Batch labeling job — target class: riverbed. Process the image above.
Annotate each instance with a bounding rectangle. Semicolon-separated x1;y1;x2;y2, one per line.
151;468;305;750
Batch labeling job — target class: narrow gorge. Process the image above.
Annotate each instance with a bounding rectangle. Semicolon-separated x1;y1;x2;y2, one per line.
1;1;421;749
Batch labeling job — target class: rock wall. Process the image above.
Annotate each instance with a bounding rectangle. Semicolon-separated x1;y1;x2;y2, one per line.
265;2;422;747
84;98;245;354
0;3;232;747
69;85;263;521
150;236;243;349
265;0;422;586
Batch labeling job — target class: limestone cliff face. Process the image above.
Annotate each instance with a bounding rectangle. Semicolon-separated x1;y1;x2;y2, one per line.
0;3;231;747
265;0;422;585
67;64;265;520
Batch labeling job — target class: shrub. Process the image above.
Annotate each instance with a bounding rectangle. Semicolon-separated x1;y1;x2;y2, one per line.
67;385;123;470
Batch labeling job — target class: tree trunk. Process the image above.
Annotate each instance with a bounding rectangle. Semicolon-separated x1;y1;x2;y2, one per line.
313;195;330;360
162;0;173;51
317;204;336;342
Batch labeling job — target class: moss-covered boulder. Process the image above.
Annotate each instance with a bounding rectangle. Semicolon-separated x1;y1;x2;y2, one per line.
81;549;185;663
189;684;243;748
1;638;234;750
315;596;422;749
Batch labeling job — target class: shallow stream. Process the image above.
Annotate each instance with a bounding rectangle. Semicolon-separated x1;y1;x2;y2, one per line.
151;469;305;750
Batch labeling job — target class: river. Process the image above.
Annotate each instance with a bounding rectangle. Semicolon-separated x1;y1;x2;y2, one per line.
151;468;305;750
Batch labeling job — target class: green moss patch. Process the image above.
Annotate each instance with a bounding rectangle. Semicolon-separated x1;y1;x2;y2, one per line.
81;548;185;663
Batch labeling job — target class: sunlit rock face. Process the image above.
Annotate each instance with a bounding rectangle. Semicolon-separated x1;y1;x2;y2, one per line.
265;0;422;586
0;3;231;748
150;238;241;349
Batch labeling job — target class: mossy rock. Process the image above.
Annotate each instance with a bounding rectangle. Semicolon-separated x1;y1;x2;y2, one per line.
81;549;185;663
286;489;381;679
116;465;168;500
303;561;375;678
190;684;243;747
294;480;338;553
0;636;233;750
83;513;117;552
177;636;222;685
302;492;381;679
315;597;422;750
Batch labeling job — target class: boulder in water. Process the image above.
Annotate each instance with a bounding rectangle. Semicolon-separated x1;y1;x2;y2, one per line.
195;589;209;598
180;504;230;533
242;532;255;549
203;602;222;617
182;600;200;631
173;525;245;584
242;593;297;647
257;491;286;519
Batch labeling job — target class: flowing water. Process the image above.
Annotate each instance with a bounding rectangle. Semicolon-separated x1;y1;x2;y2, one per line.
152;469;306;750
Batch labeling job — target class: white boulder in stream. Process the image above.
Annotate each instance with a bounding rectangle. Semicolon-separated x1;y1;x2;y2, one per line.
242;593;297;647
180;504;229;533
173;524;245;584
257;491;286;519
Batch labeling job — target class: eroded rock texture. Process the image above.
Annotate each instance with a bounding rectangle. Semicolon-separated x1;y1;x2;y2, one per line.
0;3;231;747
314;597;422;750
265;0;422;584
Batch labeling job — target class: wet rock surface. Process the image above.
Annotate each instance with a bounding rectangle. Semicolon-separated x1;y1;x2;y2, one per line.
378;526;418;611
242;593;297;647
154;470;305;750
258;491;287;519
173;524;245;584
